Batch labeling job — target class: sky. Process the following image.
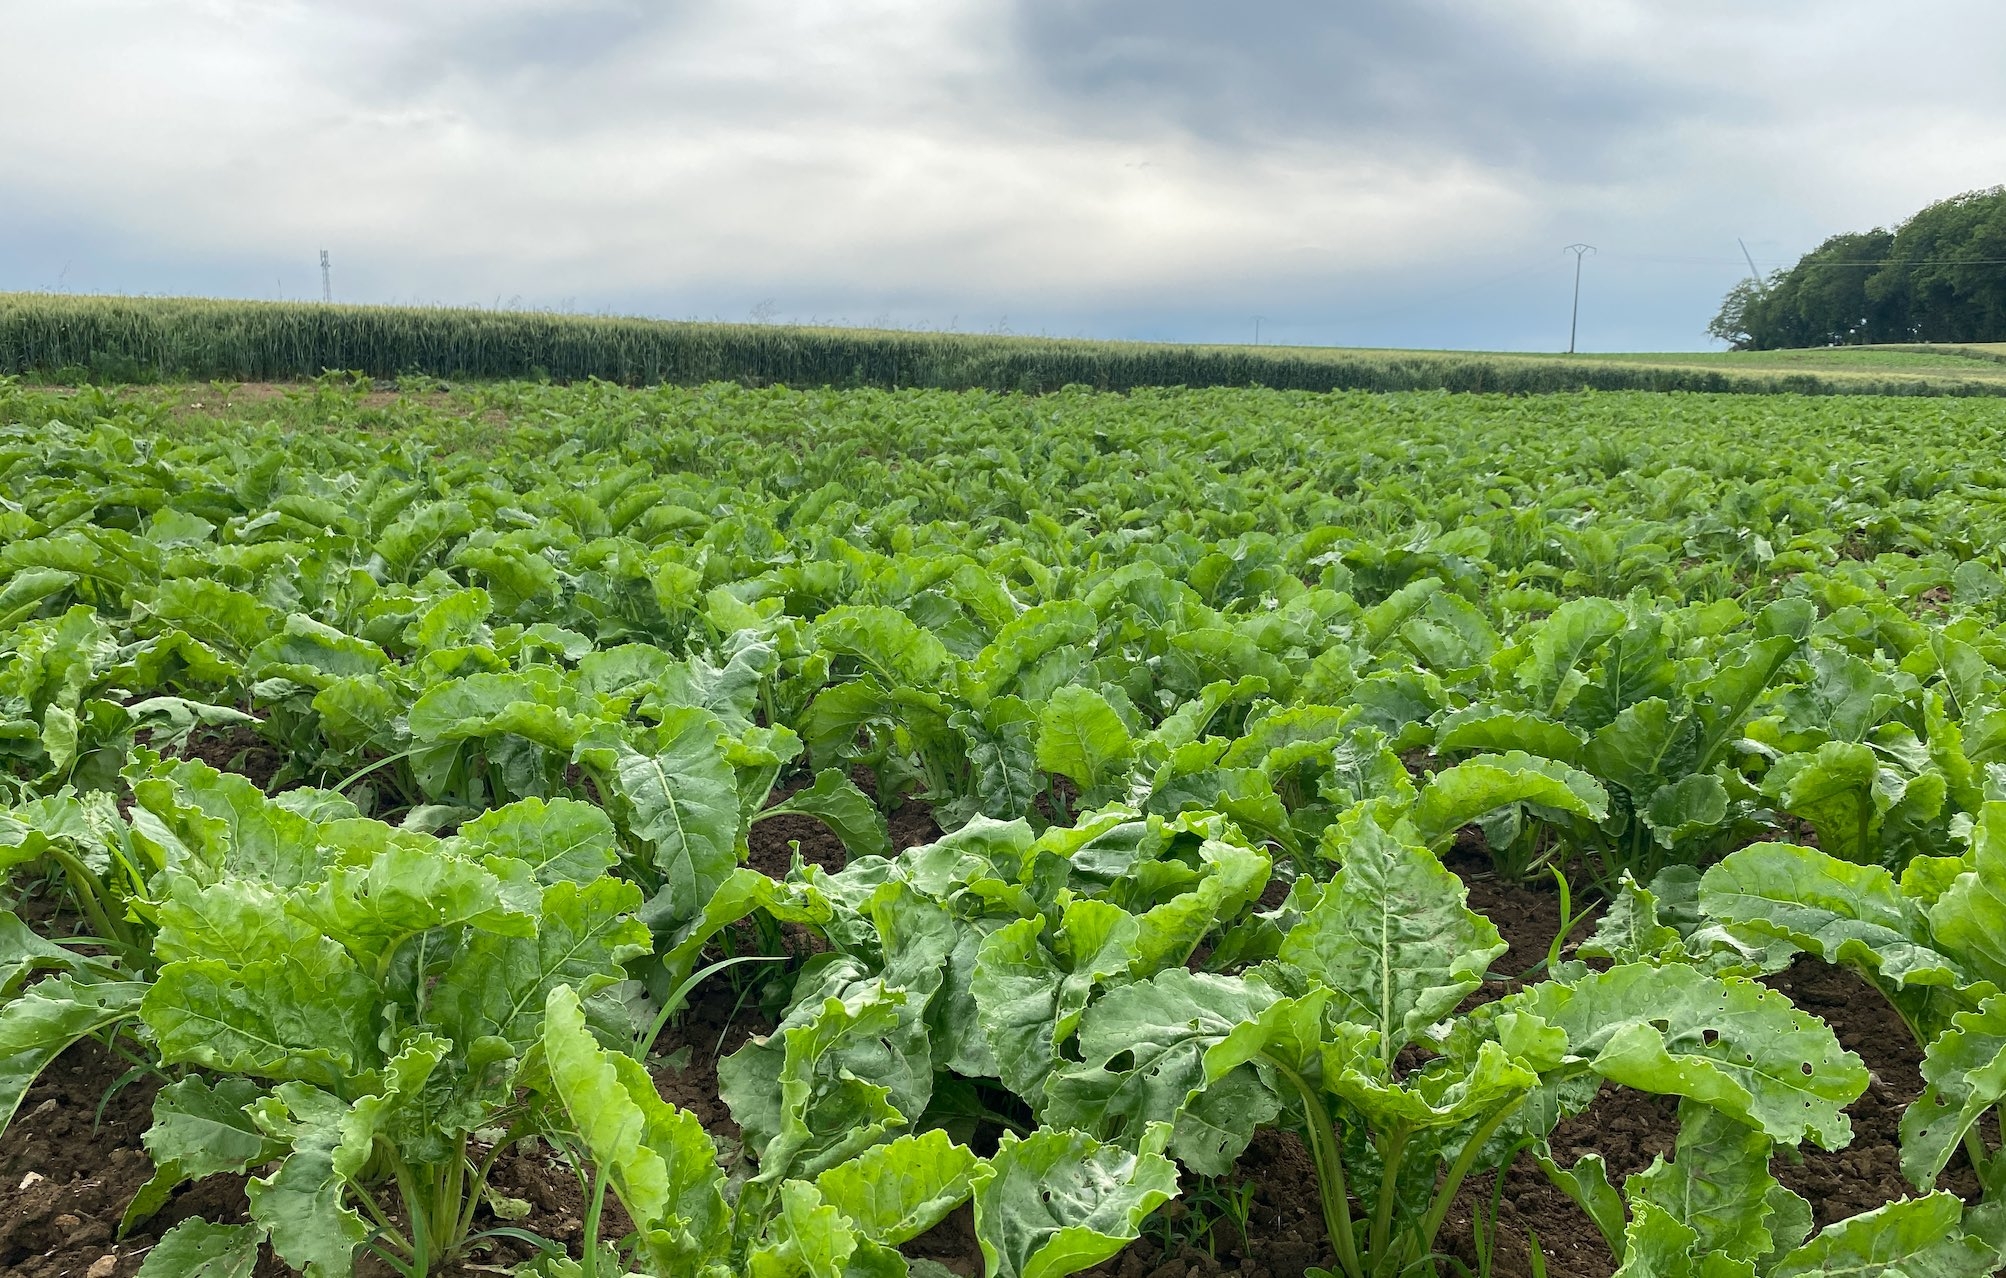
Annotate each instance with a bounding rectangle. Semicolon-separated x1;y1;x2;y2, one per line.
4;1;2004;353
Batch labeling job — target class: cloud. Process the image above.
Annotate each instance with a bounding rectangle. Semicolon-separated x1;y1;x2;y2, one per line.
1011;1;1721;178
2;0;2003;348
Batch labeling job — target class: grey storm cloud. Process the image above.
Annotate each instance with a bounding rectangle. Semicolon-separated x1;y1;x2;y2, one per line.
3;0;2004;351
1012;1;1716;176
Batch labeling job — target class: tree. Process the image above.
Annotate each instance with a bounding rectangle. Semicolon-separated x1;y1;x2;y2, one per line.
1870;188;2006;342
1715;188;2006;348
1766;230;1900;347
1707;277;1764;349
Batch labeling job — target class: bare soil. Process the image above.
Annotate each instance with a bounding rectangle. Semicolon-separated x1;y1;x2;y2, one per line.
176;722;285;792
0;1039;278;1278
747;769;943;879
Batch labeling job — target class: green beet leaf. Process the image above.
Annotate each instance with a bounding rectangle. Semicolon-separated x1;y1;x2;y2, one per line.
1691;634;1800;771
144;952;379;1092
972;1124;1178;1278
968;600;1098;704
574;711;740;921
450;795;620;885
745;1179;868;1278
1531;1149;1626;1260
244;1083;375;1278
1901;991;2006;1190
953;696;1041;823
759;766;894;861
1044;968;1285;1175
811;1128;985;1247
1626;1101;1807;1267
374;500;476;584
0;975;146;1137
1129;836;1269;975
430;876;650;1053
123;1077;281;1234
542;985;733;1277
799;675;894;772
1412;751;1609;850
246;614;390;689
134;1219;263;1278
295;843;536;966
1322;1033;1538;1133
658;866;799;991
0;908;99;995
1513;962;1868;1149
1516;596;1627;716
814;605;955;688
1035;685;1135;800
973;900;1142;1099
1699;843;1960;992
407;667;589;752
1768;1192;1997;1278
1927;802;2006;991
1281;815;1505;1063
719;972;933;1186
1641;773;1731;849
129;756;325;888
1434;708;1584;765
1580;698;1693;798
1609;1200;1712;1278
1765;741;1881;865
1580;873;1689;969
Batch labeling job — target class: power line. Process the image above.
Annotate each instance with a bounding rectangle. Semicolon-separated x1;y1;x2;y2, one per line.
1602;250;2006;269
1770;258;2006;269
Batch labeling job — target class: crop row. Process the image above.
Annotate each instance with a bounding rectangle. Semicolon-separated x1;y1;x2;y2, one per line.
4;379;2006;1277
10;296;2006;396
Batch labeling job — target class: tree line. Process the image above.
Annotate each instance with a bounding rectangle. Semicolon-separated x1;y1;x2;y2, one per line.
1711;187;2006;349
